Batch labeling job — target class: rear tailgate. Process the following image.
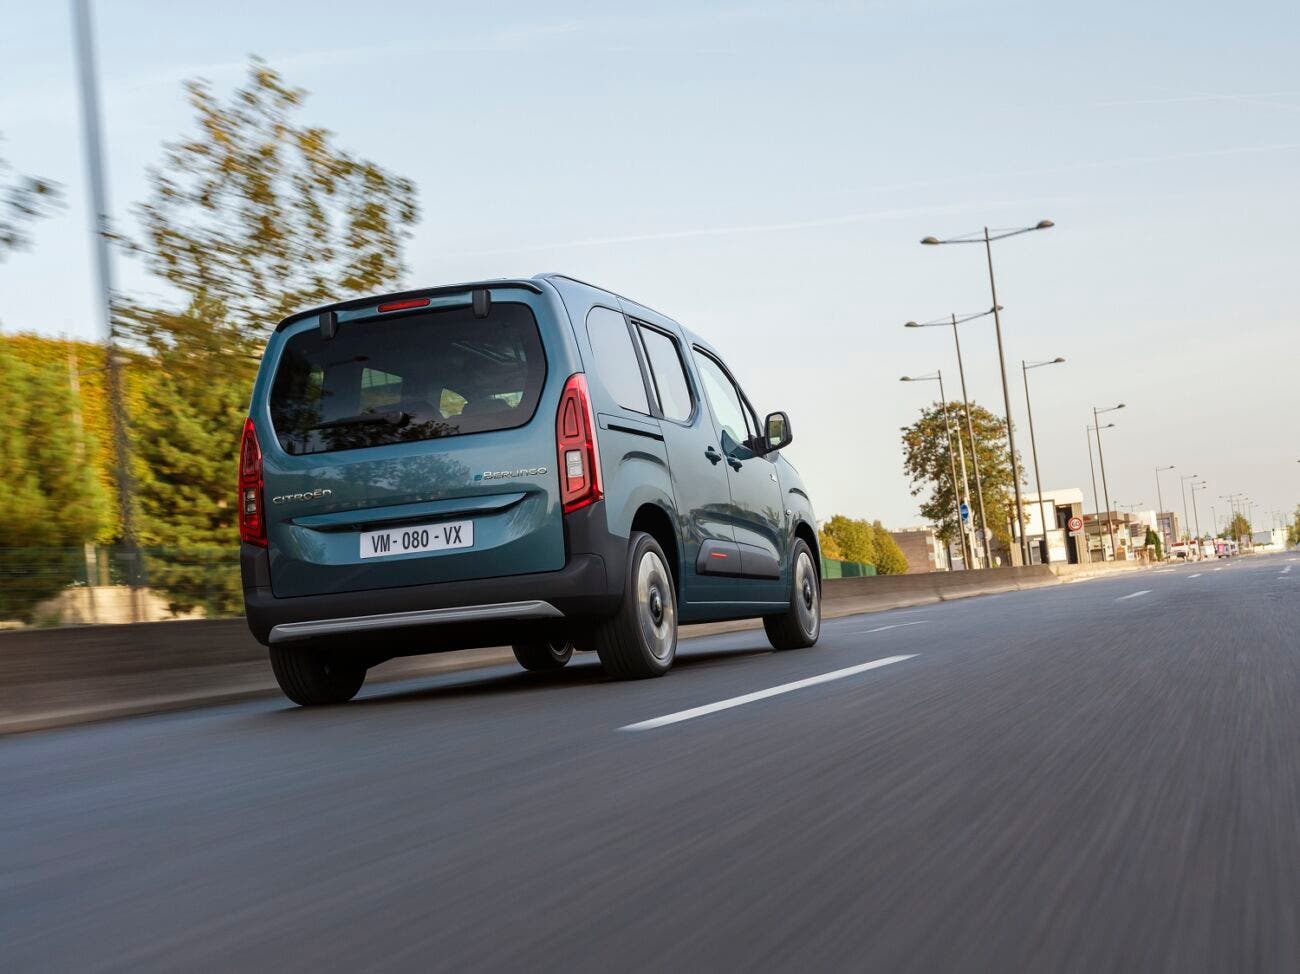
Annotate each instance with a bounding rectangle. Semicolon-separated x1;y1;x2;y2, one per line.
253;286;576;599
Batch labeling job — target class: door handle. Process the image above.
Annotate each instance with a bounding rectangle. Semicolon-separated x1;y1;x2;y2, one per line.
705;446;722;465
727;456;743;471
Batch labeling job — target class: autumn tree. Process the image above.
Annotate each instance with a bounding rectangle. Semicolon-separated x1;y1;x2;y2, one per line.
0;142;61;260
902;400;1019;547
117;58;419;611
820;515;878;567
870;521;909;575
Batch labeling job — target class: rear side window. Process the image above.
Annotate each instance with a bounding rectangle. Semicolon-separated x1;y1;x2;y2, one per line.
269;302;546;455
637;326;693;422
585;307;649;413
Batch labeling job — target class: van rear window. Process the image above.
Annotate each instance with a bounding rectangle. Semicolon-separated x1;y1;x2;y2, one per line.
269;302;546;456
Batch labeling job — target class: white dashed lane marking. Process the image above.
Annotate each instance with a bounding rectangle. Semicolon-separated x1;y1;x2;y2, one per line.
620;655;918;731
1117;590;1152;601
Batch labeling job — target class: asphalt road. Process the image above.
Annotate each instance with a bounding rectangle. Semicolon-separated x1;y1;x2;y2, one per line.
3;552;1298;972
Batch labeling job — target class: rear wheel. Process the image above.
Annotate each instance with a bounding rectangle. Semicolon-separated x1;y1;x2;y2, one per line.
269;645;366;706
763;539;821;650
594;532;677;679
512;639;574;671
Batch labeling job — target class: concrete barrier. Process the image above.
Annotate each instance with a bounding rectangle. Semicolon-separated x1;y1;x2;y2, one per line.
0;561;1151;735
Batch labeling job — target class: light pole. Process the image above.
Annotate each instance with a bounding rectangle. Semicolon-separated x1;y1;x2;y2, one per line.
1086;422;1114;561
1155;464;1175;550
1021;357;1066;563
1190;481;1207;550
905;308;999;568
901;372;973;570
72;0;140;613
1092;404;1125;559
1180;474;1200;547
922;219;1055;565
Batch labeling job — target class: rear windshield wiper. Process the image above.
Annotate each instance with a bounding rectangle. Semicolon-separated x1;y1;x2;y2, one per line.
312;410;411;430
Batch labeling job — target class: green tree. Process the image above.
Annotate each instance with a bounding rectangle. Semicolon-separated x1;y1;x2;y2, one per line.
870;521;909;575
1145;527;1163;560
1288;506;1300;547
116;59;419;611
820;514;878;567
901;400;1018;546
1226;512;1251;543
1;142;61;260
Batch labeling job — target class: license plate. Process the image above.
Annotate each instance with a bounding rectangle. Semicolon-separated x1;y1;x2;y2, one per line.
359;520;474;559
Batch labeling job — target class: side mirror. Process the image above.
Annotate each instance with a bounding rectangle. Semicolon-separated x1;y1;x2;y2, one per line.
764;411;792;453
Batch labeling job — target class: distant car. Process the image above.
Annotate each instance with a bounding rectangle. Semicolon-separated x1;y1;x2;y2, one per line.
239;275;822;705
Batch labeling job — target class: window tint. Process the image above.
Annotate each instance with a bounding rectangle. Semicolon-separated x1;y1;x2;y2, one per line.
585;307;649;413
693;352;755;456
269;302;546;455
638;326;693;422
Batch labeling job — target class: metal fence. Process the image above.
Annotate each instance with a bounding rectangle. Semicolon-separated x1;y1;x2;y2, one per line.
0;546;241;626
820;557;876;579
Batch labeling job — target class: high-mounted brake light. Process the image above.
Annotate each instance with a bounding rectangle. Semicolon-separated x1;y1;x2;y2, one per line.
556;373;603;514
377;297;430;313
238;418;267;546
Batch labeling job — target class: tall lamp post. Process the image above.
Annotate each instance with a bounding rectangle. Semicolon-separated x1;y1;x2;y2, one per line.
921;219;1055;565
1092;403;1125;559
904;307;999;567
1021;357;1066;563
72;0;140;618
1155;464;1176;549
1190;480;1208;549
1180;474;1200;547
901;372;973;570
1086;422;1114;561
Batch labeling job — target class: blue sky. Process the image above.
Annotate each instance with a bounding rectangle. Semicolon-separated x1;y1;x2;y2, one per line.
2;0;1297;530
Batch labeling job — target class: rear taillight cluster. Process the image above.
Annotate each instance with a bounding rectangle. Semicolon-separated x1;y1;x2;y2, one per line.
239;418;267;546
556;373;603;514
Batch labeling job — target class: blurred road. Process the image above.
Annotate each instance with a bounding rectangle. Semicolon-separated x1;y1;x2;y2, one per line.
3;553;1298;972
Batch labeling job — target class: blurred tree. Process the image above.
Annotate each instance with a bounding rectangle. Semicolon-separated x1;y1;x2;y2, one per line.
1144;527;1163;560
0;143;61;260
1226;513;1251;543
1289;506;1300;547
115;58;419;610
901;401;1018;547
870;521;909;575
817;528;844;561
820;515;878;567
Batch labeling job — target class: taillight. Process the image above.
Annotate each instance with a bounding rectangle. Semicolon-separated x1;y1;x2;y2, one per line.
556;373;603;514
239;418;267;546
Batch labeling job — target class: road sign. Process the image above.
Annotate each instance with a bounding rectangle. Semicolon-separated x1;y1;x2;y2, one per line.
1067;515;1084;533
960;502;970;522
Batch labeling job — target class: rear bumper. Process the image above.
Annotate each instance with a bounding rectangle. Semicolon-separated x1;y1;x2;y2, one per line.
240;501;626;651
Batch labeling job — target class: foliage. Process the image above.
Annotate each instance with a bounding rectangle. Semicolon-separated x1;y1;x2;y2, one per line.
1288;506;1300;547
0;143;61;260
817;528;844;561
1225;513;1251;541
820;515;878;567
870;520;909;575
1144;527;1162;560
901;400;1018;545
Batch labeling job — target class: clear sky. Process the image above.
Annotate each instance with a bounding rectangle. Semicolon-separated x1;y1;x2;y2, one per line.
2;1;1297;532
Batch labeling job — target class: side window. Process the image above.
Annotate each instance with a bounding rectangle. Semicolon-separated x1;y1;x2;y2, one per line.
585;307;649;413
637;325;693;422
693;352;756;457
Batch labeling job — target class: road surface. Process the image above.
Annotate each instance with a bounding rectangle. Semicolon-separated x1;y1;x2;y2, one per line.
3;553;1298;972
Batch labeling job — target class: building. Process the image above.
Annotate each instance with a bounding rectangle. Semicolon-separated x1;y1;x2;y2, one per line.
1013;488;1087;564
1155;511;1181;550
890;526;951;573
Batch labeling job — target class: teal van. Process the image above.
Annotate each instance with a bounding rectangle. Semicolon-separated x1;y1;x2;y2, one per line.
240;275;822;705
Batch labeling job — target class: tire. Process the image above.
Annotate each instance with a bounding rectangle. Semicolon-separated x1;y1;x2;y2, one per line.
763;539;821;651
512;638;574;671
269;645;366;706
593;532;678;679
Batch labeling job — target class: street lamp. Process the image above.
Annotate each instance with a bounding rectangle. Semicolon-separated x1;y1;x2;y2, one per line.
1190;481;1208;549
921;219;1055;565
904;307;999;567
1021;357;1066;563
1086;422;1115;561
901;372;973;570
1092;403;1125;559
1180;473;1200;547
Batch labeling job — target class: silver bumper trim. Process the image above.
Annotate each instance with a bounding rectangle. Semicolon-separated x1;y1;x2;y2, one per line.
268;600;563;644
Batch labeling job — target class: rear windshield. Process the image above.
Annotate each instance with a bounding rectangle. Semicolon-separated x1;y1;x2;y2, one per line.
269;302;547;456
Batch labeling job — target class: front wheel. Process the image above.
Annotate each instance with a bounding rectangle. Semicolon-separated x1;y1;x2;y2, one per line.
593;532;678;679
512;639;574;671
763;540;821;650
269;645;366;706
